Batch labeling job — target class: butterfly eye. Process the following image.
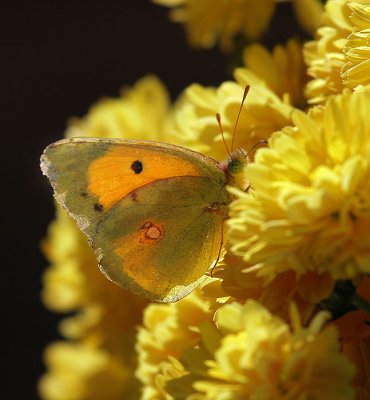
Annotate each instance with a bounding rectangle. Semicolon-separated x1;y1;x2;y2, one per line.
131;160;143;174
228;158;244;174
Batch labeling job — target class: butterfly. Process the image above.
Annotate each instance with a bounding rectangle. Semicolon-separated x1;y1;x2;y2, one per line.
40;89;250;303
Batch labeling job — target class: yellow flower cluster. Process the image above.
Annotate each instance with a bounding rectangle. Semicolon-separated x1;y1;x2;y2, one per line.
153;0;323;50
167;39;304;162
137;300;356;399
152;0;276;50
39;77;165;399
136;289;214;399
66;75;172;142
305;0;370;104
40;208;147;399
242;39;308;107
40;342;129;400
228;88;370;282
40;2;370;398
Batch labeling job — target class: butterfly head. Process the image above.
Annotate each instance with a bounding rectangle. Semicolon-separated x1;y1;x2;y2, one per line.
218;148;249;188
227;148;248;174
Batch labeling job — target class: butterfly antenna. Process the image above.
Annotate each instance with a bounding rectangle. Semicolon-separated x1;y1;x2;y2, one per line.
247;139;267;156
231;85;250;152
216;112;231;158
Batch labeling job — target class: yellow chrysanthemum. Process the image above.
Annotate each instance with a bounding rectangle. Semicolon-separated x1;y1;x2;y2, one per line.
242;39;308;108
203;252;333;323
164;301;356;399
167;53;296;163
40;76;171;399
66;75;172;142
38;342;129;400
42;206;147;347
228;89;370;286
135;288;214;400
342;1;370;88
152;0;275;50
207;266;369;398
292;0;324;37
304;0;351;104
304;0;370;104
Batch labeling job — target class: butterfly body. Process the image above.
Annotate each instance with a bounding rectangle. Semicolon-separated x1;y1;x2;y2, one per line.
41;137;234;302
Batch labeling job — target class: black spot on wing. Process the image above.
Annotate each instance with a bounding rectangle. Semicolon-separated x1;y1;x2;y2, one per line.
131;160;143;174
94;203;103;212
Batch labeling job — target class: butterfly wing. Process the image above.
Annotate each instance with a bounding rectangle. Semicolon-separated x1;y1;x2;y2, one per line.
41;138;230;302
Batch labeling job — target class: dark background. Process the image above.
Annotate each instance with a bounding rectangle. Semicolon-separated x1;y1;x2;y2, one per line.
4;1;227;399
3;1;297;398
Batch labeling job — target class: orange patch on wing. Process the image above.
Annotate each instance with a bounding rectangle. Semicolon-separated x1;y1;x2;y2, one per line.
87;147;204;209
113;229;168;297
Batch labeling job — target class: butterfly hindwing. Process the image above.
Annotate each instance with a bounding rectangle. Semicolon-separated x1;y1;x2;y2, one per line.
95;175;228;301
